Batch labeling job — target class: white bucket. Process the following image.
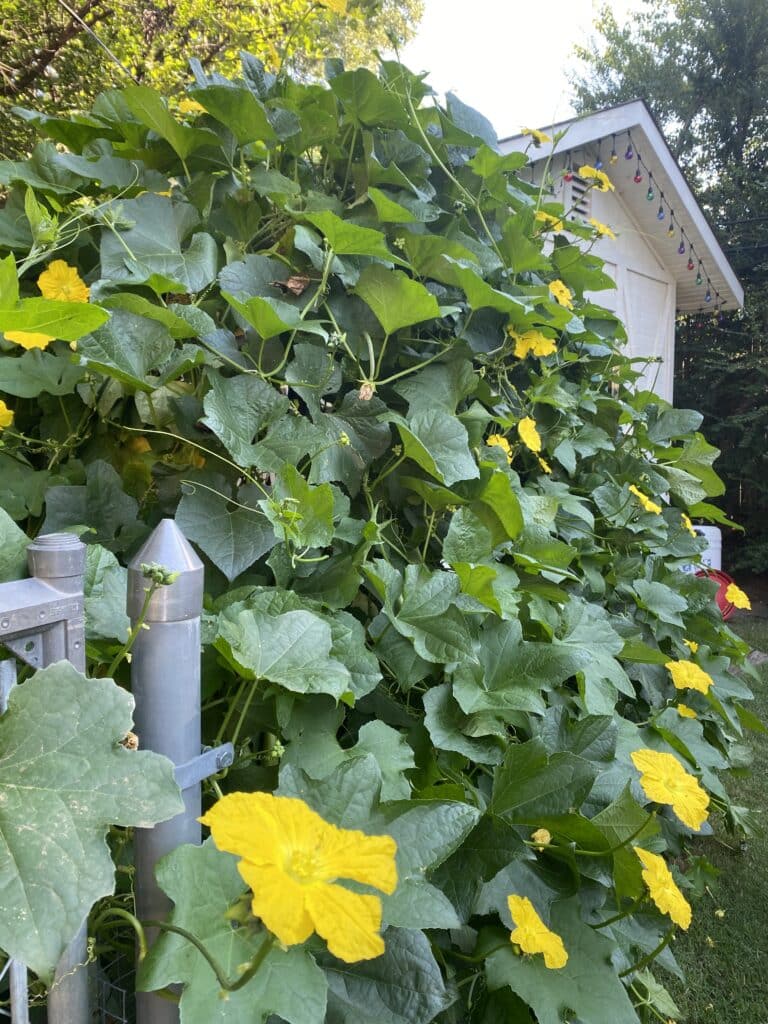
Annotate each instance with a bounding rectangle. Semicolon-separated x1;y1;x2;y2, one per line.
695;526;722;570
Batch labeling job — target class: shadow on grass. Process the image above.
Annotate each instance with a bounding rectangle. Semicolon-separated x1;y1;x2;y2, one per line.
669;612;768;1023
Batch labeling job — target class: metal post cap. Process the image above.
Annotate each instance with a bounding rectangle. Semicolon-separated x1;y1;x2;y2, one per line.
127;519;204;622
27;533;86;580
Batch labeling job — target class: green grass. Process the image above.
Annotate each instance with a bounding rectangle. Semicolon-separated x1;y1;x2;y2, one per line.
668;612;768;1023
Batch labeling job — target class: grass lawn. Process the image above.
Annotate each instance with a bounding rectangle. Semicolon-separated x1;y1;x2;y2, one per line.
668;612;768;1022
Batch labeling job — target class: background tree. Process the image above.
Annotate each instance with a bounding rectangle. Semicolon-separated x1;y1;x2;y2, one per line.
571;0;768;572
0;0;423;157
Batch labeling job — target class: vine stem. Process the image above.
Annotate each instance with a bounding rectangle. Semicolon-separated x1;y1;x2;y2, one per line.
105;579;161;677
618;925;675;978
144;920;275;991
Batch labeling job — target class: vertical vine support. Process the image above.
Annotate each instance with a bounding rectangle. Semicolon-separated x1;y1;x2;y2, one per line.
129;519;204;1024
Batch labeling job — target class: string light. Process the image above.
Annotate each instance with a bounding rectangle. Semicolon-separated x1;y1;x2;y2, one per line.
646;174;655;201
678;233;686;255
610;133;618;164
625;139;634;160
564;152;573;182
595;138;603;169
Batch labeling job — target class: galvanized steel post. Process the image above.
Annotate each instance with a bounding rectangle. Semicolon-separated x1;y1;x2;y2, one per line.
129;520;204;1024
25;534;90;1024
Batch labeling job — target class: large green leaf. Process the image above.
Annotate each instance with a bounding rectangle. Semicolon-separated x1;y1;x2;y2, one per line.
0;663;182;984
138;840;326;1023
484;899;638;1024
77;308;175;391
215;604;351;698
99;194;217;293
353;265;440;334
123;86;219;159
393;410;479;486
43;460;145;552
302;211;395;261
84;543;130;642
175;485;276;582
191;85;276;144
0;348;85;397
0;298;109;341
331;68;410;128
322;928;450;1024
0;507;29;582
491;737;596;821
201;371;288;466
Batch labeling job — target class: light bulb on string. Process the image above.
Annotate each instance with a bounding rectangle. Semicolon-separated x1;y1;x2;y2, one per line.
595;139;603;169
667;218;676;238
564;153;573;182
696;264;703;286
633;156;643;184
625;133;634;160
687;246;695;271
705;284;712;302
657;202;665;221
678;233;686;255
610;134;618;164
646;173;655;201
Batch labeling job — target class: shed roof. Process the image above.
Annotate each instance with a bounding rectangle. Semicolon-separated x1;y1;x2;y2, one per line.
500;100;744;311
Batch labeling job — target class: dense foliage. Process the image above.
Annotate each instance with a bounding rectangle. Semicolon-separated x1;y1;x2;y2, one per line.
0;0;423;157
571;0;768;572
0;54;760;1022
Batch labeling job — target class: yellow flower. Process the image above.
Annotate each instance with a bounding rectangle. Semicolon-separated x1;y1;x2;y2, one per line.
518;416;542;453
537;455;552;474
535;210;564;232
681;513;697;537
548;279;574;310
522;127;552;145
578;165;615;192
507;895;568;969
318;0;347;11
631;748;709;831
37;260;89;303
665;659;714;695
530;828;551;849
200;791;397;963
677;704;698;719
178;98;205;114
725;582;751;610
4;330;55;350
0;400;13;429
628;484;662;515
487;433;512;464
588;217;616;240
634;847;692;929
508;327;557;359
683;638;699;654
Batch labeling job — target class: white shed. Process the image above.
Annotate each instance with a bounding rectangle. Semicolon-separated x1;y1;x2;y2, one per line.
500;100;743;402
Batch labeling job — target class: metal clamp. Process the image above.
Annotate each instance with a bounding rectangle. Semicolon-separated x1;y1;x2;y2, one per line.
173;743;235;791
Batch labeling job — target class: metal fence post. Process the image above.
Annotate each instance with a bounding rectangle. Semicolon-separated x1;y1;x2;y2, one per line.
25;535;91;1024
129;520;204;1024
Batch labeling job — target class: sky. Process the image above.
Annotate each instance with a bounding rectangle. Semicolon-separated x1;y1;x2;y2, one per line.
400;0;644;140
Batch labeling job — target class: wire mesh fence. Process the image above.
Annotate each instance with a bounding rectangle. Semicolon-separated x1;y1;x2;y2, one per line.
95;952;134;1024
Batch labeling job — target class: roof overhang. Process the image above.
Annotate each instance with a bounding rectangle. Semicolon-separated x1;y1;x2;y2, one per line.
500;100;743;312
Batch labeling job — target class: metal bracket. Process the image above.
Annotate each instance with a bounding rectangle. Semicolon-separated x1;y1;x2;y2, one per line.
173;743;234;791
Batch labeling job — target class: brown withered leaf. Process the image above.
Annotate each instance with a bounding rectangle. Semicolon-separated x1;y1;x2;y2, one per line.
271;275;312;296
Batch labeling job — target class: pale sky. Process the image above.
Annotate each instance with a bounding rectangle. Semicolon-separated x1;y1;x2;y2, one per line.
400;0;644;140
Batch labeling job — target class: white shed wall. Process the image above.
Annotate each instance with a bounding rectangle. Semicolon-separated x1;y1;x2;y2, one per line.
583;187;677;403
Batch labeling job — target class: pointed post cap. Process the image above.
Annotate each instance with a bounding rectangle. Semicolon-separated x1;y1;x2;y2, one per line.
127;519;204;622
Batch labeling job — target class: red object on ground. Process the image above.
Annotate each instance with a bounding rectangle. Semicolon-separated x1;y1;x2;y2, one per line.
695;568;736;620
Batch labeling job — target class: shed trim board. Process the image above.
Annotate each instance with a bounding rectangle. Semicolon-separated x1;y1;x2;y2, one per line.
500;99;744;312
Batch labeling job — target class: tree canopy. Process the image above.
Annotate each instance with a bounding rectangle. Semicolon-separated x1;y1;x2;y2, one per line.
0;0;423;157
571;0;768;571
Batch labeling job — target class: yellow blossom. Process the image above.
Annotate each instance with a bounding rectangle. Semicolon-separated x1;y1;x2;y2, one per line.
683;638;699;654
487;433;512;464
631;748;709;831
628;484;662;515
535;210;564;232
508;895;568;968
725;582;751;610
681;513;697;537
0;400;13;429
578;165;615;192
530;828;551;849
537;455;552;474
715;909;726;919
4;330;55;350
677;704;698;719
522;127;552;145
200;791;397;963
508;327;557;359
178;98;205;114
518;416;542;453
588;217;616;239
665;659;714;695
37;260;89;303
548;279;574;310
634;847;692;929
